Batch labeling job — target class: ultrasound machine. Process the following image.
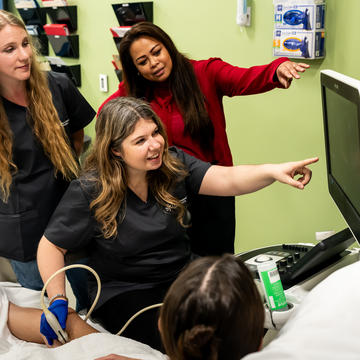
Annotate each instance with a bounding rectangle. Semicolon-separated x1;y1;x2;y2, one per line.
238;69;360;329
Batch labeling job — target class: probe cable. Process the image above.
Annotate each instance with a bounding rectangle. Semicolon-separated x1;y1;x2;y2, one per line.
40;264;163;340
116;302;163;336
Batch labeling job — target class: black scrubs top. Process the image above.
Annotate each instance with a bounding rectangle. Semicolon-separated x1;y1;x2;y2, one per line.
0;72;95;261
45;147;211;307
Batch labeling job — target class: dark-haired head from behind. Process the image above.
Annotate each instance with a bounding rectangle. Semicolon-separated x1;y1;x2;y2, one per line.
160;254;265;360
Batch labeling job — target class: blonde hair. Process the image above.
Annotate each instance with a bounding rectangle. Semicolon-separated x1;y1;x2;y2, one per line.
0;10;79;202
83;97;188;239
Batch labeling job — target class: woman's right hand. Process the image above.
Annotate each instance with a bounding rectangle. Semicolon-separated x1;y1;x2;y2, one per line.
40;298;68;345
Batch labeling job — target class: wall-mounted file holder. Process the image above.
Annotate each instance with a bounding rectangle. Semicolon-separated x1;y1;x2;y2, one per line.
18;7;46;27
112;2;153;26
45;5;77;33
46;34;79;58
32;33;49;56
49;63;81;87
26;24;48;56
41;0;68;7
15;0;39;9
44;23;70;35
115;69;122;82
110;26;131;52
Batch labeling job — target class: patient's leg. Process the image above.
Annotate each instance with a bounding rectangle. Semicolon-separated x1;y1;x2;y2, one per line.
7;302;98;345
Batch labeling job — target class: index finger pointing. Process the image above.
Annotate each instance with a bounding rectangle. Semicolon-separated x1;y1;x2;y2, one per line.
299;157;319;167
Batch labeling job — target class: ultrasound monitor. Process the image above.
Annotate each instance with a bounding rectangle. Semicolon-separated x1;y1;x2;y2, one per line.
321;69;360;243
238;73;360;287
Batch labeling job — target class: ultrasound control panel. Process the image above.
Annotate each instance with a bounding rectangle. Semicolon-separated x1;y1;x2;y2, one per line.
238;228;355;289
240;244;312;289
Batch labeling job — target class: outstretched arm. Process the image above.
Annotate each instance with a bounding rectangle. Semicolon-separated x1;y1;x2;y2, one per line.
199;157;318;196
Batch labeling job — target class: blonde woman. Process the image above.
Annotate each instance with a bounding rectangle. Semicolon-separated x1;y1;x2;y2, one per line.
38;97;317;350
0;10;95;309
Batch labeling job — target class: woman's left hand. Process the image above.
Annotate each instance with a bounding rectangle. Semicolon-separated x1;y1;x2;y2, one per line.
276;61;310;89
273;157;319;189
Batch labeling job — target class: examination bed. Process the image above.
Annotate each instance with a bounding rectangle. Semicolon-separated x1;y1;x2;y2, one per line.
1;260;360;359
0;283;166;360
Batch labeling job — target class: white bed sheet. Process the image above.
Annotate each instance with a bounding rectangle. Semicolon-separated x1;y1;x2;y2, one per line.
0;283;167;360
2;260;360;360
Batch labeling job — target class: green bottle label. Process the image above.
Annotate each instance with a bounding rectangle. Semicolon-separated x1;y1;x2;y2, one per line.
259;265;287;311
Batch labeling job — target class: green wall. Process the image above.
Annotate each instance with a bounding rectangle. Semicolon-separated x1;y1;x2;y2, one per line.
10;0;360;252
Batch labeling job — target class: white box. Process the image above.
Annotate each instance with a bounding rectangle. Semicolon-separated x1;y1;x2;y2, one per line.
273;29;325;59
273;0;325;30
41;0;68;7
15;0;38;8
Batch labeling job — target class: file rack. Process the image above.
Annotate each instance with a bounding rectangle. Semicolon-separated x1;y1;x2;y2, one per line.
18;6;46;27
110;2;153;81
45;5;77;32
44;5;78;58
49;63;81;87
112;2;153;26
18;7;48;55
33;33;49;56
46;33;79;58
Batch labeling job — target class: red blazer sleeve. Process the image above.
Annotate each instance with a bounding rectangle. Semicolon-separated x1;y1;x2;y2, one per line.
97;82;127;115
203;57;289;97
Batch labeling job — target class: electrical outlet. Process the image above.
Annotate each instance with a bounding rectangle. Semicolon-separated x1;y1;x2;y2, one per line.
99;74;108;92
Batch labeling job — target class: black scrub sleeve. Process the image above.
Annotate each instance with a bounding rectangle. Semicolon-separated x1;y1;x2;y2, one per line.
44;179;95;251
169;147;212;194
47;71;96;134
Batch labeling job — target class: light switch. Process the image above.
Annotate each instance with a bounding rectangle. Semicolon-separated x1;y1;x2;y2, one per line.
99;74;108;92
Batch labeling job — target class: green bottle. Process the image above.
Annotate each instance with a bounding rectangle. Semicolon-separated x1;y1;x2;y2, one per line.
258;260;288;311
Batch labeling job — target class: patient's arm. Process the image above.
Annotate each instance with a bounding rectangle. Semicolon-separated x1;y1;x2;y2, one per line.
7;302;98;345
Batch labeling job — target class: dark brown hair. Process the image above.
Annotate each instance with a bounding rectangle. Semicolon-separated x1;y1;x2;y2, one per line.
160;254;264;360
119;22;214;152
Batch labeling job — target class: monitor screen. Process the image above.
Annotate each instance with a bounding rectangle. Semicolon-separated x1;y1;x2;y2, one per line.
321;70;360;243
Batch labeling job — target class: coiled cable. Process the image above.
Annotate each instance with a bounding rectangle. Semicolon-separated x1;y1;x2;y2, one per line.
40;264;163;339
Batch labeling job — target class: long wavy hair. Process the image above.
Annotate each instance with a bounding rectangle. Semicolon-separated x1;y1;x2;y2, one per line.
119;22;214;152
0;10;79;202
83;97;188;239
160;254;265;360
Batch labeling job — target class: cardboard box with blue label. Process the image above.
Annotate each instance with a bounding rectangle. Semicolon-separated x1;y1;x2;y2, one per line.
273;29;325;59
273;0;325;30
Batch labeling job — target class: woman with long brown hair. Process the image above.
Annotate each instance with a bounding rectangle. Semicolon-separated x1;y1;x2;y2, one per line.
37;97;317;350
99;21;310;259
0;10;95;309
